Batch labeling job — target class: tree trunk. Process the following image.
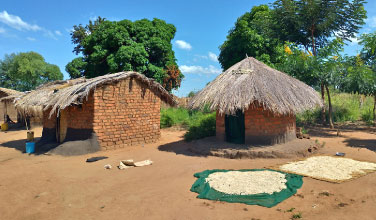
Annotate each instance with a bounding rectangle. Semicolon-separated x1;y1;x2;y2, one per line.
320;83;326;125
373;94;376;127
325;85;334;129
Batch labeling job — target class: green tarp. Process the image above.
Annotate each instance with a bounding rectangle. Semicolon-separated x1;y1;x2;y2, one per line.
190;169;303;208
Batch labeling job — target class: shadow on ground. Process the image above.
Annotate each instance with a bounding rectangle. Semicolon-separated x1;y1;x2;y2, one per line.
0;137;55;155
344;138;376;152
158;136;318;159
305;122;376;138
158;139;205;157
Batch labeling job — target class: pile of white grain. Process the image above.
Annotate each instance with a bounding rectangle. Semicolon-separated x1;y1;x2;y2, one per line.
205;171;287;195
279;156;376;181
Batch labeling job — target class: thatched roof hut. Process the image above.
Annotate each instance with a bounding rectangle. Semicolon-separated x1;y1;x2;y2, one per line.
189;57;322;145
0;88;23;123
189;57;322;115
15;71;176;117
14;71;176;155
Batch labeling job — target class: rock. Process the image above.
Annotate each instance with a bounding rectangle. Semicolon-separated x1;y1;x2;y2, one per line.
104;164;112;169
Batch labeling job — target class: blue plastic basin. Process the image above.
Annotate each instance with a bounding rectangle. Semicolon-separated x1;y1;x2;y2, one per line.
26;142;35;154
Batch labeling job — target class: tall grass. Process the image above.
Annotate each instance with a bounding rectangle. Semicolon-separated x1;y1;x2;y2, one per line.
160;107;216;141
297;92;374;125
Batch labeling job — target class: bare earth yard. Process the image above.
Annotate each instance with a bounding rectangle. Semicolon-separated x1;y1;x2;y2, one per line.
0;125;376;220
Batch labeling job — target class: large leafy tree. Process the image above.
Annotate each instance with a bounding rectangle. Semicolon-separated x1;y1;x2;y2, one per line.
272;0;367;125
279;39;344;128
66;17;183;92
358;32;376;125
218;5;285;70
0;52;63;91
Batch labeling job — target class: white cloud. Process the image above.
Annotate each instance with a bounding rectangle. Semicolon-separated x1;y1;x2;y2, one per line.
0;11;60;40
349;36;359;45
180;65;221;75
208;52;218;62
26;37;36;41
0;11;41;31
175;40;192;50
55;30;62;36
366;16;376;28
44;30;57;40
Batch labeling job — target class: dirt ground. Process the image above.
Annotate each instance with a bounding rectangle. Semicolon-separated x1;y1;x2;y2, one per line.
0;125;376;220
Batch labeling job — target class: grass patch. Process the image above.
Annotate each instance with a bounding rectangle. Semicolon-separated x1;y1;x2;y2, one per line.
297;92;374;126
161;107;216;141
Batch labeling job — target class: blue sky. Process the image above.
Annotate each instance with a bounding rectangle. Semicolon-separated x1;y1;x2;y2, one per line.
1;0;376;97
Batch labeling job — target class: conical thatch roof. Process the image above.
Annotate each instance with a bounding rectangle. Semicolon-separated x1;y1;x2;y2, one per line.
189;57;323;115
15;71;176;117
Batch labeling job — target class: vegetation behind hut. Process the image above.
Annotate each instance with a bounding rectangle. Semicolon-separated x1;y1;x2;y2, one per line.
66;17;183;92
0;52;63;91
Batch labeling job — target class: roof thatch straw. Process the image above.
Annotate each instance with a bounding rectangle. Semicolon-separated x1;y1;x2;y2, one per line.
0;87;23;99
189;57;323;115
15;71;177;117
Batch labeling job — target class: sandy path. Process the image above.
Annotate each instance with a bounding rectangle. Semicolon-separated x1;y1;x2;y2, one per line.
0;126;375;220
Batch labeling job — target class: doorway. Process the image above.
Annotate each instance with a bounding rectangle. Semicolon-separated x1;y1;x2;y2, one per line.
225;110;245;144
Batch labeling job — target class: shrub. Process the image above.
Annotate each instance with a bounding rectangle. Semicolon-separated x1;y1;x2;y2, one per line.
184;113;216;141
296;92;374;125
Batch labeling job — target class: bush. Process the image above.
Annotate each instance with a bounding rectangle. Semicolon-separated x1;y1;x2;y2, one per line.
160;107;216;141
184;113;216;141
296;92;374;125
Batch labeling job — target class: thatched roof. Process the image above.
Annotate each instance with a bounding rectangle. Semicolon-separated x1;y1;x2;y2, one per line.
0;87;22;99
15;71;177;117
189;57;323;115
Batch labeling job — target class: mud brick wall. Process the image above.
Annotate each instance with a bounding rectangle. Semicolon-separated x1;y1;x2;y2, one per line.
92;78;161;150
215;105;296;145
244;106;296;145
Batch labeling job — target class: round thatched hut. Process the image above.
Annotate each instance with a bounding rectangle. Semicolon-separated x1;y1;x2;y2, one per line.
189;57;322;145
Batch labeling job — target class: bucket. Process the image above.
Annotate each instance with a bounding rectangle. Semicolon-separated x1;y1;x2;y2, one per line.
1;123;8;131
26;142;35;154
27;131;34;142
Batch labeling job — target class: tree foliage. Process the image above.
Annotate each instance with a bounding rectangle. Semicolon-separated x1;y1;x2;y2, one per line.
218;5;285;70
0;52;63;91
66;17;183;92
272;0;366;55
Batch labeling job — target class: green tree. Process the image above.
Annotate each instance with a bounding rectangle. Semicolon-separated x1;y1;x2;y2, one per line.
279;39;345;128
218;5;285;70
272;0;367;126
358;32;376;125
65;57;87;79
0;52;63;91
66;17;183;92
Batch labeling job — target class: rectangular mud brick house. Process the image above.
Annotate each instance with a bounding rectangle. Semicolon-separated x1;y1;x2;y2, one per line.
13;72;176;153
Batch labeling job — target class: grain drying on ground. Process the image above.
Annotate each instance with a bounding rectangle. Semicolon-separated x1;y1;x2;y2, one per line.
205;171;287;195
279;156;376;182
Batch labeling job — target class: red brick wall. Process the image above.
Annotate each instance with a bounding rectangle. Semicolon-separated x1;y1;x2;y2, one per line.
65;96;94;130
92;78;161;150
244;106;296;145
215;105;296;145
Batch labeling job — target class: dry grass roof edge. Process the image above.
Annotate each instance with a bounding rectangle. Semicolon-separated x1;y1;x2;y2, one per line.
14;71;177;117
